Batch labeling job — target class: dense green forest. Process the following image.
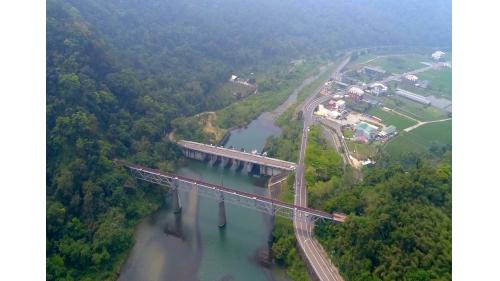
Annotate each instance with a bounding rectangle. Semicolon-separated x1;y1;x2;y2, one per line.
315;150;452;280
47;0;451;279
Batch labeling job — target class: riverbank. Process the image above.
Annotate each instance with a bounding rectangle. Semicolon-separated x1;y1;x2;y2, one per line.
171;57;334;144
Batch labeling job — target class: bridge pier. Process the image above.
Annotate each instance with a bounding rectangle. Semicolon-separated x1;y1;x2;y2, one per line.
209;154;218;166
231;159;242;171
172;185;182;214
218;193;227;228
221;157;229;168
182;148;206;161
245;162;254;174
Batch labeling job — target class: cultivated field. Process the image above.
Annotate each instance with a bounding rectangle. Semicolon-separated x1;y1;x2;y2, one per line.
414;68;452;98
367;107;417;130
365;54;431;74
383;119;452;156
381;96;449;122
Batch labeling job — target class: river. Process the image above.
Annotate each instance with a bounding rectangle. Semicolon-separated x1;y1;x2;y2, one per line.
119;62;333;281
119;113;287;281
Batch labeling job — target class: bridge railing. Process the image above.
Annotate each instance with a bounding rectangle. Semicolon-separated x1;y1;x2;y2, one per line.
122;162;345;223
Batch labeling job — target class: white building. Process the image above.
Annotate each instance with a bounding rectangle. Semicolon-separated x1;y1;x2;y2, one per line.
368;82;388;96
348;86;364;101
328;110;341;119
348;86;364;95
432;51;445;61
314;104;342;119
404;74;418;82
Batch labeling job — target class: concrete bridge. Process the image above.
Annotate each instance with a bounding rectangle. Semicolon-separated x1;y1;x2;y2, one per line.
178;140;296;176
121;162;346;228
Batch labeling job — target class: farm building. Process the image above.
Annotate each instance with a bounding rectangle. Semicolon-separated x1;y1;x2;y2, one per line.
367;82;388;96
348;86;364;101
395;88;431;105
333;80;349;88
380;125;397;137
361;66;387;79
355;122;378;143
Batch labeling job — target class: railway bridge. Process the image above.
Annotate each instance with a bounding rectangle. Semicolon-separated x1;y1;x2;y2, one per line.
178;140;296;176
120;162;346;228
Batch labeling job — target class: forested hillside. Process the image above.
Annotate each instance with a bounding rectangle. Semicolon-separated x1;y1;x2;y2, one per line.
46;1;184;280
47;0;451;279
315;152;452;280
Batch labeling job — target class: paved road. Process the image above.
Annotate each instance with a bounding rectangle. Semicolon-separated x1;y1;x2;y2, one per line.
293;56;349;281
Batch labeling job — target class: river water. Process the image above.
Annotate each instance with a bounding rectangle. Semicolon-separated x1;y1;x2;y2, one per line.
119;63;333;281
119;113;286;281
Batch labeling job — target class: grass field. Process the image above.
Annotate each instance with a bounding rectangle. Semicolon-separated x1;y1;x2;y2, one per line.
367;54;430;74
347;141;379;161
381;96;448;122
415;68;452;98
367;107;417;130
383;120;452;156
342;127;354;138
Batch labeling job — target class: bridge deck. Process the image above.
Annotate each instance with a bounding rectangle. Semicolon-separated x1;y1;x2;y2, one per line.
178;140;296;171
123;162;346;223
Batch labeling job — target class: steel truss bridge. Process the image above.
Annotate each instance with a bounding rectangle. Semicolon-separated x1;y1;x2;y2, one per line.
122;162;346;224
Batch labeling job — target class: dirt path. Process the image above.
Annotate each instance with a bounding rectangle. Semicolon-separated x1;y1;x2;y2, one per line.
404;117;452;132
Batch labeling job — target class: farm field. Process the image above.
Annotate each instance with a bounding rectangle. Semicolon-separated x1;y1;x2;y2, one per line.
381;96;449;122
383;119;452;156
367;107;417;130
342;127;354;138
414;68;452;98
365;54;431;74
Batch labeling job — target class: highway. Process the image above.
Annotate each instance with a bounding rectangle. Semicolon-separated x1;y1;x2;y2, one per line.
293;55;349;281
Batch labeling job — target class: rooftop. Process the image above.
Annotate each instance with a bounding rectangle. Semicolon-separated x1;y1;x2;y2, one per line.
363;66;386;74
382;125;397;134
348;86;364;95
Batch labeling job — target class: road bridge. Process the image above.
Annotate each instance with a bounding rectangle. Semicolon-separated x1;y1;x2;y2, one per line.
178;140;296;176
121;162;346;228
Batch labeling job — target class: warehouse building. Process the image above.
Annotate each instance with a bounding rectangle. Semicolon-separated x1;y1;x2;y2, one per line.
395;88;431;105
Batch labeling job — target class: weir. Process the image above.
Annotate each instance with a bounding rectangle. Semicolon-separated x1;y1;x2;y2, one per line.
178;140;296;176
